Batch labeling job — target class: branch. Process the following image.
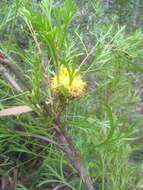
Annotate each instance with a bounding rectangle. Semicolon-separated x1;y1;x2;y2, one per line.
0;106;32;117
54;124;95;190
16;131;64;150
0;58;31;91
0;65;23;93
53;184;66;190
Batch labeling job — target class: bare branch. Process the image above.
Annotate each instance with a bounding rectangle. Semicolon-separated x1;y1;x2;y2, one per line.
0;58;31;91
0;105;32;117
0;65;23;93
53;184;66;190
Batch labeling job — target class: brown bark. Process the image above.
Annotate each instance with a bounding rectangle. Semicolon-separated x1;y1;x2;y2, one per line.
54;125;95;190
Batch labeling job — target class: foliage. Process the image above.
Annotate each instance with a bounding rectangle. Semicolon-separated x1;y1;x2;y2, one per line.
1;0;143;190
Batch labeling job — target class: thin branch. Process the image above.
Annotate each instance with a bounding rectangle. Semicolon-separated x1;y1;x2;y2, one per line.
16;131;65;150
53;184;66;190
27;21;42;57
0;65;23;93
0;57;31;91
0;106;32;117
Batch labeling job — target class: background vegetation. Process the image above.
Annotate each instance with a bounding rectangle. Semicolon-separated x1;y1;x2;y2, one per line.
1;0;143;189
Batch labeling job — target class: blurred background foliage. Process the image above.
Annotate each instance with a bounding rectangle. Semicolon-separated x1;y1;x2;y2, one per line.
1;0;143;190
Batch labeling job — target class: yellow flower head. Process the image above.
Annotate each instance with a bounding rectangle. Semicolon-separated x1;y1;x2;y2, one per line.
51;66;86;98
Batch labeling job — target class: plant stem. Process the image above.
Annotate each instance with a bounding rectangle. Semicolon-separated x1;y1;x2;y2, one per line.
0;65;23;93
0;57;95;190
54;124;95;190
